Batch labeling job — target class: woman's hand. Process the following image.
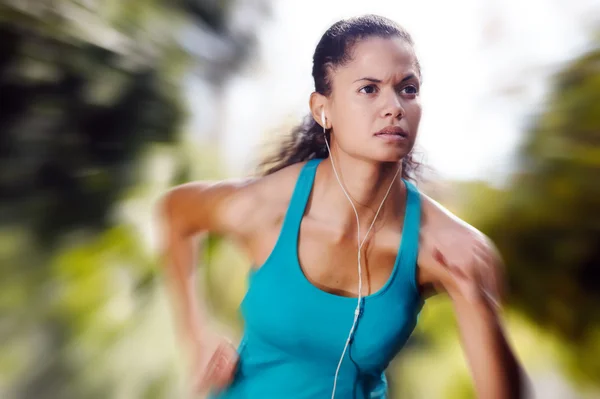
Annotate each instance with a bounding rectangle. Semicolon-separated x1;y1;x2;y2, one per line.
188;331;239;396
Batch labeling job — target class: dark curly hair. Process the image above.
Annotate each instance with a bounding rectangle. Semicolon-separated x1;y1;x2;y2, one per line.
258;14;423;180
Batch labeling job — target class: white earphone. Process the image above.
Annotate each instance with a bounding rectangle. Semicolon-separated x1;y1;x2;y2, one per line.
321;109;401;399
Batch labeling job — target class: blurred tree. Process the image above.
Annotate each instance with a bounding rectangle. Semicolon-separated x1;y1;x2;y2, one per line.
0;0;267;245
0;1;269;398
456;38;600;387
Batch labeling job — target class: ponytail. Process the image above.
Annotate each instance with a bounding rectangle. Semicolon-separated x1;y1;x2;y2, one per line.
258;114;329;176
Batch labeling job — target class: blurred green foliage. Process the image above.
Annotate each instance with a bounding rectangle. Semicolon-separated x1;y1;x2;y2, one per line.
0;1;268;398
455;37;600;387
0;0;267;245
0;2;182;245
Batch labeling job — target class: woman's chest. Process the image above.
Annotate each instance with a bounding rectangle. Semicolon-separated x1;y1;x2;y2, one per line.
240;266;422;372
251;214;406;298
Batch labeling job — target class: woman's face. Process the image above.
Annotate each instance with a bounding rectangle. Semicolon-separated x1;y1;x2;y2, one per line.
327;36;422;163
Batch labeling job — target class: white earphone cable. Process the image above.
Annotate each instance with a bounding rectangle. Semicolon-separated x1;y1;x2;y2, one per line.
321;112;401;399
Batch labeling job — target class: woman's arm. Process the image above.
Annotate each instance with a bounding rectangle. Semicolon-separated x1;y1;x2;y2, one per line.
157;178;259;391
417;196;530;398
448;263;529;399
419;235;530;398
159;181;243;343
419;193;505;304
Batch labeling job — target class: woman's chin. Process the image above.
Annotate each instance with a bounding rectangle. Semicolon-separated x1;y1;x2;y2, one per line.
374;149;411;163
348;147;412;164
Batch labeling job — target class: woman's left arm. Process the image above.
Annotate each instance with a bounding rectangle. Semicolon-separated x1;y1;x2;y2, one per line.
419;193;531;398
449;259;528;399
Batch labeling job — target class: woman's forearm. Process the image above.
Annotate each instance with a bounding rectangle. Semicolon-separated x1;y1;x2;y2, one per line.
451;295;527;399
159;197;208;349
163;234;207;347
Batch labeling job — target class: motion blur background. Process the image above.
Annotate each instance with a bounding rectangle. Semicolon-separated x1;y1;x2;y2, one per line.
1;0;599;398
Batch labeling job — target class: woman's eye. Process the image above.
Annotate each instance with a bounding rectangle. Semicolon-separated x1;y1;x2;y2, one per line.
402;85;419;95
359;85;378;94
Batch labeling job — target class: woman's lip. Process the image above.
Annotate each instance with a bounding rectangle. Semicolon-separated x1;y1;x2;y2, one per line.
375;133;408;142
375;127;407;136
375;132;407;137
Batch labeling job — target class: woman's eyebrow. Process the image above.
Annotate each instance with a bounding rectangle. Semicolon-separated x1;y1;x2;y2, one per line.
353;77;382;83
353;74;417;84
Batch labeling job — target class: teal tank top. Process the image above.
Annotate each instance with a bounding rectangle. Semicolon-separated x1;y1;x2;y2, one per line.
211;158;424;399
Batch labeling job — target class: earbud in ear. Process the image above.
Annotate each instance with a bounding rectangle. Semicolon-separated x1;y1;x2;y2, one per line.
321;109;326;127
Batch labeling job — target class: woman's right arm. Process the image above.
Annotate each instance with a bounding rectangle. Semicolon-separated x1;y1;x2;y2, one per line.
157;179;260;391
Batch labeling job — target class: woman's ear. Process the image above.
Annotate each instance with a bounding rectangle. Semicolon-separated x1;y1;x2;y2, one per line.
310;92;329;129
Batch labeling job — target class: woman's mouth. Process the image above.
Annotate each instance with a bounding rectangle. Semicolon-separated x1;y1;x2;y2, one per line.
374;126;408;142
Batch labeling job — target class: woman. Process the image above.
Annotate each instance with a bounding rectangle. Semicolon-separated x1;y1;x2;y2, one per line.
159;15;527;399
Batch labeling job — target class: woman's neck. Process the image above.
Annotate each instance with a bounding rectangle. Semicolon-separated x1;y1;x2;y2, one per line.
313;150;406;234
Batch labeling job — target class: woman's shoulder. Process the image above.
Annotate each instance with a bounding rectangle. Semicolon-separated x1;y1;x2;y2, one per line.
416;191;503;298
419;191;484;237
158;162;307;239
193;160;307;205
216;161;310;237
251;161;308;200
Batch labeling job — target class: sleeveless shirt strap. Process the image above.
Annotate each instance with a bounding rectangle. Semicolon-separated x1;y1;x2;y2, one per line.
399;179;422;296
276;158;322;248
